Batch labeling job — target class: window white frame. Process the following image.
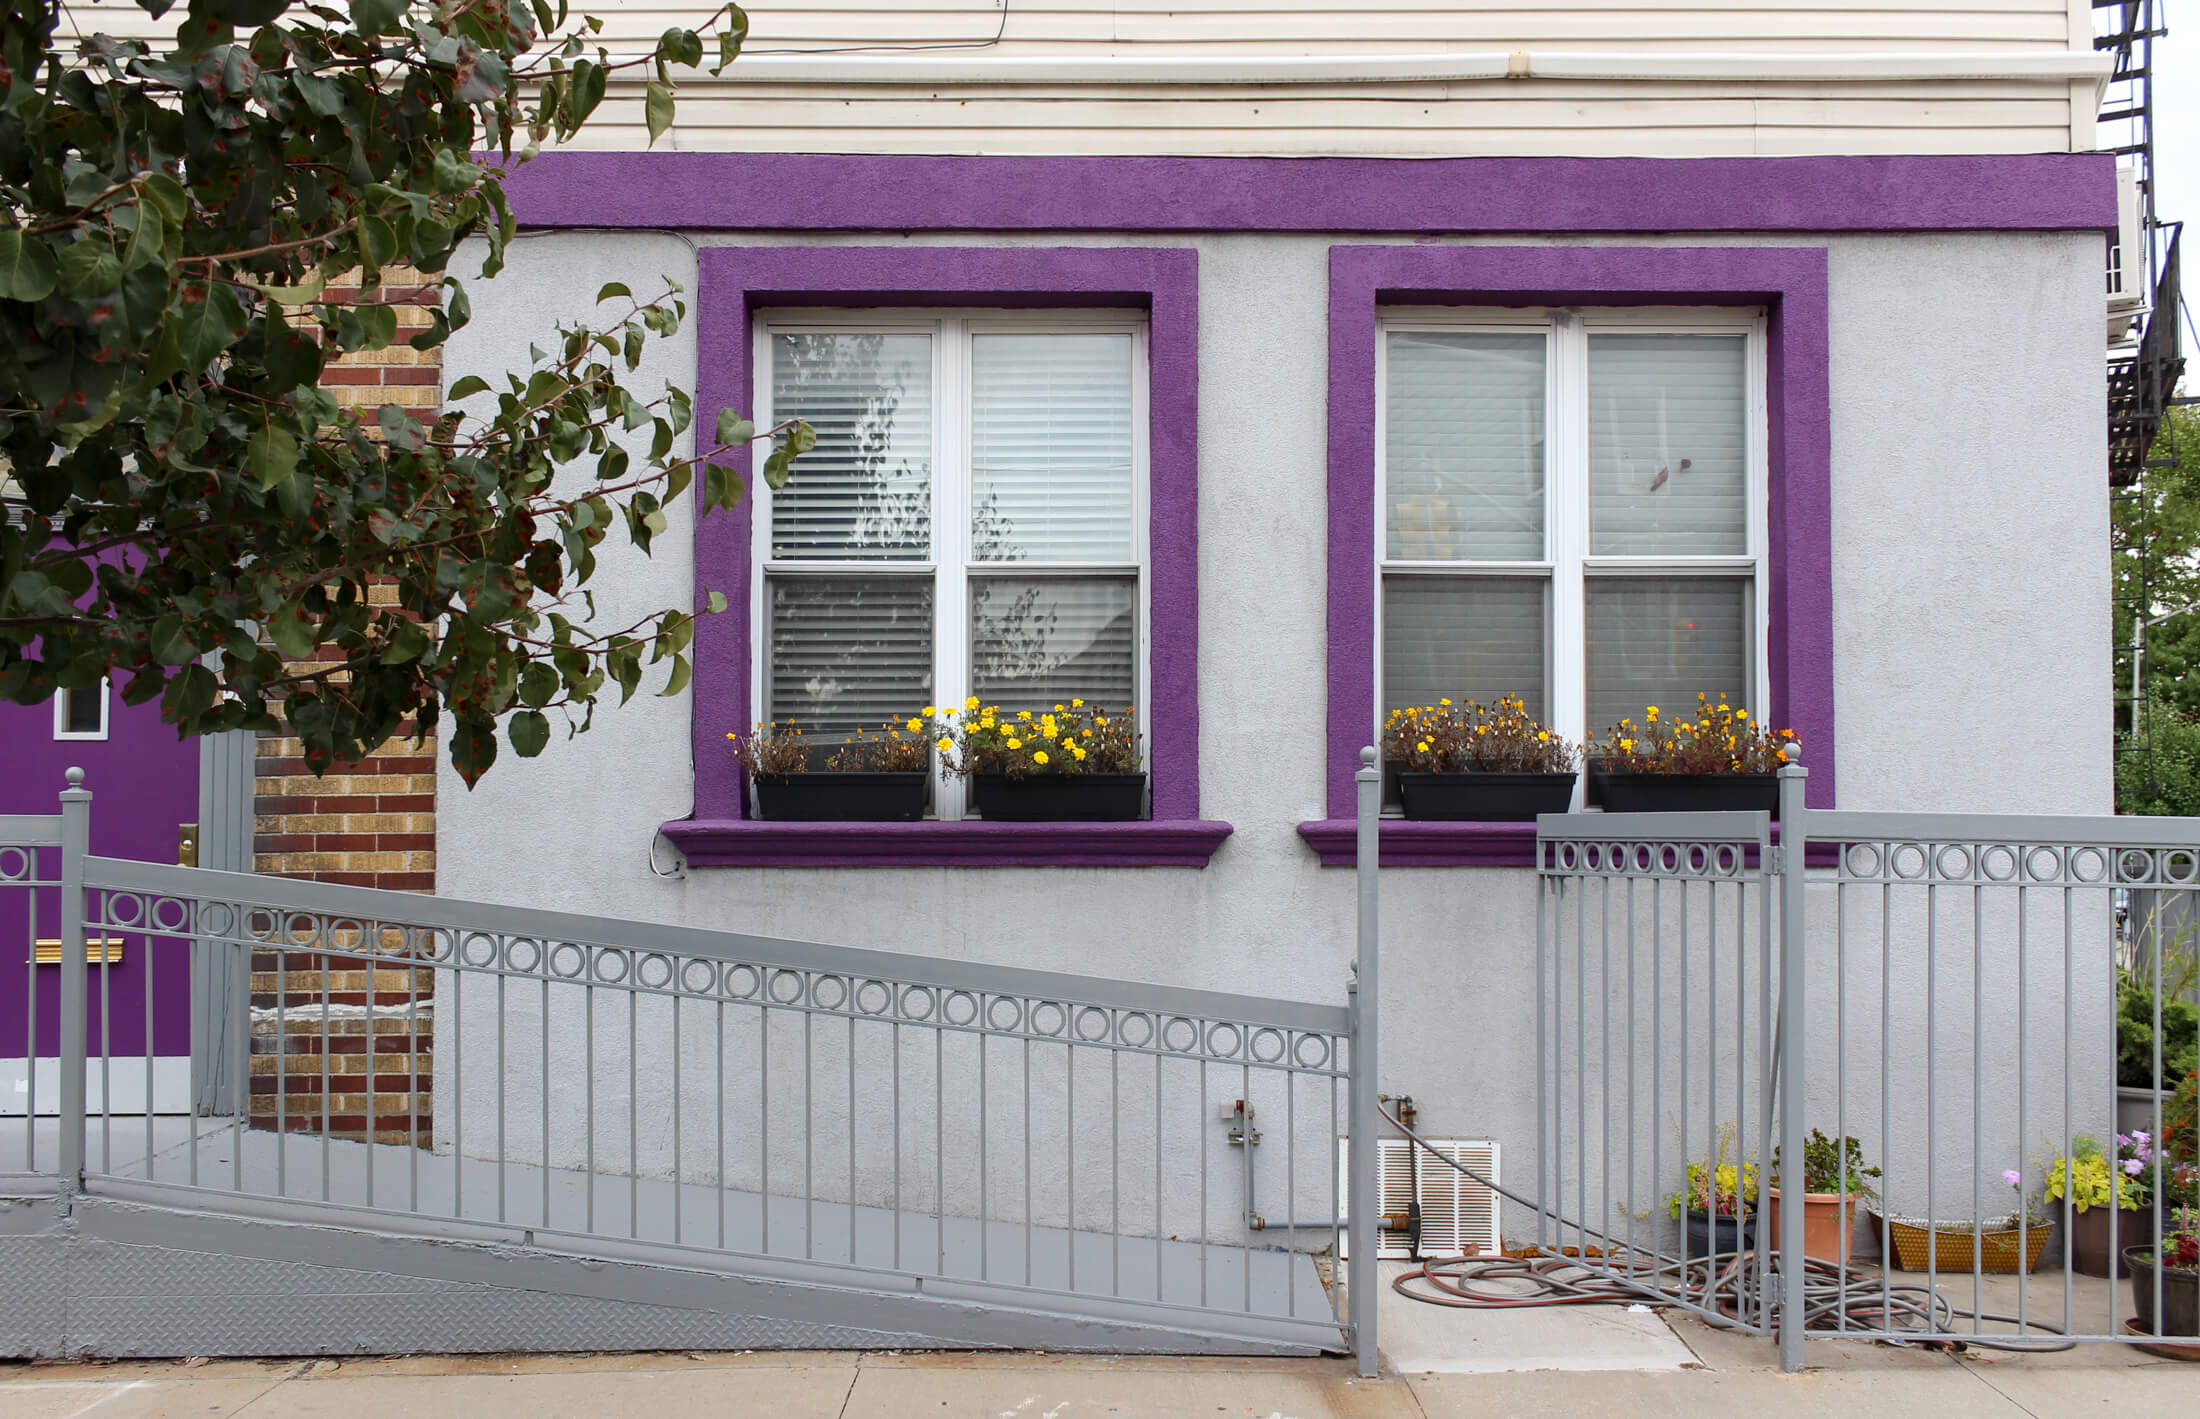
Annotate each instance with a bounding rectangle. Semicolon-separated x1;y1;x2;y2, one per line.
53;678;110;741
752;308;1154;822
1373;306;1770;803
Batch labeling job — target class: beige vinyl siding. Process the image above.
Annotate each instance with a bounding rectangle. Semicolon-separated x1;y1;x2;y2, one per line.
58;0;2101;156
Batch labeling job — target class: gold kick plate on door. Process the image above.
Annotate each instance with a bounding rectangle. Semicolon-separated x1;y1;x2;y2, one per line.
31;938;125;965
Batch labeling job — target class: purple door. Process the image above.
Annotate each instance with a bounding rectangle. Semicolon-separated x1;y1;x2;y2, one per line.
3;685;199;1110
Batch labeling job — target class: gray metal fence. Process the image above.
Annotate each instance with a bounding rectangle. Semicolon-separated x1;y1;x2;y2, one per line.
1538;750;2200;1370
4;772;1373;1360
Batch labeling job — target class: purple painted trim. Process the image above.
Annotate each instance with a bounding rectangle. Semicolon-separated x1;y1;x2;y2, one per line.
663;818;1233;868
1323;245;1836;828
500;154;2115;236
683;246;1201;849
1297;819;1537;868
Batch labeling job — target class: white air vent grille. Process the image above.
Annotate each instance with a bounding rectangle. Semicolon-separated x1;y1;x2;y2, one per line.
1338;1137;1499;1260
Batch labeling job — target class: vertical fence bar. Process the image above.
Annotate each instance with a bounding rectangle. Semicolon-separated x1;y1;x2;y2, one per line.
1349;747;1380;1380
1775;752;1809;1372
56;770;91;1194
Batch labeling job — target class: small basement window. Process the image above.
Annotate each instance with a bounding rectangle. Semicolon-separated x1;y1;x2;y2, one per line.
54;681;109;741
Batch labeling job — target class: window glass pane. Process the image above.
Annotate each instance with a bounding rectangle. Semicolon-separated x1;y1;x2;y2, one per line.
1385;332;1546;561
767;575;934;736
970;575;1136;711
971;334;1135;563
61;686;101;735
1588;334;1747;555
1584;577;1749;735
770;333;932;560
1381;576;1547;720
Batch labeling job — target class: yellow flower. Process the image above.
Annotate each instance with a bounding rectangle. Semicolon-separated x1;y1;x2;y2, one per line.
1053;704;1064;712
1097;716;1108;727
1018;710;1032;721
1537;731;1549;742
965;696;981;710
1416;740;1431;753
936;737;952;754
922;705;936;718
981;716;997;729
1082;729;1093;738
1007;738;1023;750
1071;698;1084;707
1062;737;1075;749
907;718;924;731
1646;706;1660;720
1034;750;1050;765
725;732;737;741
1073;747;1086;761
1440;697;1452;707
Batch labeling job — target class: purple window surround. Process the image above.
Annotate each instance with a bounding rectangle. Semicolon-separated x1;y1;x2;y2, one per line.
498;153;2114;238
1298;245;1834;868
662;245;1230;868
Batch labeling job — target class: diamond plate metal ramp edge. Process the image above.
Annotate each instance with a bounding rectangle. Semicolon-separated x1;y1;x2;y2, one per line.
12;1190;1328;1359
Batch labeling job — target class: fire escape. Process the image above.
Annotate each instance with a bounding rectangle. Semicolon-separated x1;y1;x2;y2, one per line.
2100;1;2185;775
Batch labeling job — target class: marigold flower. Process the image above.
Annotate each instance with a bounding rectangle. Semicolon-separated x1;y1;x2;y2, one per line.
1018;710;1032;721
907;718;924;731
922;706;936;717
981;716;996;728
1073;747;1086;761
1096;716;1108;727
936;737;952;754
1034;750;1049;765
1072;698;1084;707
965;696;981;710
1007;738;1023;749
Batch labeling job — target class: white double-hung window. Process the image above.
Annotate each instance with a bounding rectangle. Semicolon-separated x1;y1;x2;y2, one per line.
1378;307;1768;760
754;311;1149;819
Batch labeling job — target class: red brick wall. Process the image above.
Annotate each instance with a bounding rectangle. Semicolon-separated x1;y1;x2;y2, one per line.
249;272;439;1145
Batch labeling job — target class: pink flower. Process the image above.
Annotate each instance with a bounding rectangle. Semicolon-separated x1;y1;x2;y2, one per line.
2002;1169;2022;1188
2125;1158;2146;1176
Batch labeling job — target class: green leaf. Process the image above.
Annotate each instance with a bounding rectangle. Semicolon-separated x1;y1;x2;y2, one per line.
447;374;490;400
348;0;407;37
355;302;398;350
360;214;399;270
597;281;632;303
0;228;57;302
645;80;675;145
659;653;691;699
56;239;121;299
713;410;754;447
509;709;550;757
248;269;325;306
174;283;248;369
267;605;319;661
247;423;299;491
706;589;728;615
119;200;166;272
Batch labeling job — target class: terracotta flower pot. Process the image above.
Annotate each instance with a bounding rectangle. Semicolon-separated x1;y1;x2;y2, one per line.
1767;1187;1865;1265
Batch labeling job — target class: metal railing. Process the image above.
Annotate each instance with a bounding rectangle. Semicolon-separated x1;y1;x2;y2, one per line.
1538;749;2200;1370
4;772;1374;1360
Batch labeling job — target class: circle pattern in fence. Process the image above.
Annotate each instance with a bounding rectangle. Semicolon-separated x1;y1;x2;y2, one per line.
88;888;1345;1072
1542;838;1757;880
1834;839;2200;886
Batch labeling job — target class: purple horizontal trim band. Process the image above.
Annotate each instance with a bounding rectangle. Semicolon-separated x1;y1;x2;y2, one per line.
1297;819;1537;867
1297;818;1838;868
663;818;1234;868
500;153;2116;236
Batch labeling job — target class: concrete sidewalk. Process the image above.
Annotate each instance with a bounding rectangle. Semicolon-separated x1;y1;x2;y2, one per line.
3;1324;2193;1419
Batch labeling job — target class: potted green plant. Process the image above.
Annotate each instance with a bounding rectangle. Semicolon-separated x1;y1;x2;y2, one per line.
2126;1207;2199;1342
2043;1133;2172;1278
1589;694;1796;817
1769;1129;1881;1265
1382;695;1579;821
2115;925;2198;1135
942;700;1145;821
1879;1167;2052;1274
1668;1125;1759;1257
731;716;931;821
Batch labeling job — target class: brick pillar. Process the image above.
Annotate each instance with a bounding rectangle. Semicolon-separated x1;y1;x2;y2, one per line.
249;273;440;1146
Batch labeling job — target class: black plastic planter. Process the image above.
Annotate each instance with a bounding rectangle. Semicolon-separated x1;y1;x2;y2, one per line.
972;773;1147;822
1683;1210;1758;1257
1590;768;1780;819
2127;1247;2200;1337
1396;770;1579;822
753;772;928;822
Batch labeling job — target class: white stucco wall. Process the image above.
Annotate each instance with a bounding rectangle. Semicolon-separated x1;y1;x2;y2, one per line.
436;227;2112;1247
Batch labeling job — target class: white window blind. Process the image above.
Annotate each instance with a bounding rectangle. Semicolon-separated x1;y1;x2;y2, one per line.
1385;332;1546;562
971;575;1137;709
1377;311;1765;771
1383;577;1547;721
769;333;933;560
972;334;1135;563
1588;335;1747;556
1583;578;1749;736
766;576;934;736
760;313;1147;819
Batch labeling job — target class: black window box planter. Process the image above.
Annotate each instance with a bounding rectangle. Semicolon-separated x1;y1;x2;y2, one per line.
1395;770;1578;822
753;772;928;822
972;773;1147;822
1588;767;1780;819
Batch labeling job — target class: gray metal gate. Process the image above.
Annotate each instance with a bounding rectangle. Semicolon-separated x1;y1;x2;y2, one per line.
5;772;1376;1362
1538;748;2200;1370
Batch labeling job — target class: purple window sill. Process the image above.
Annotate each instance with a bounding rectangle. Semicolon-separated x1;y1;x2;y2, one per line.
1297;818;1832;867
662;818;1234;868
